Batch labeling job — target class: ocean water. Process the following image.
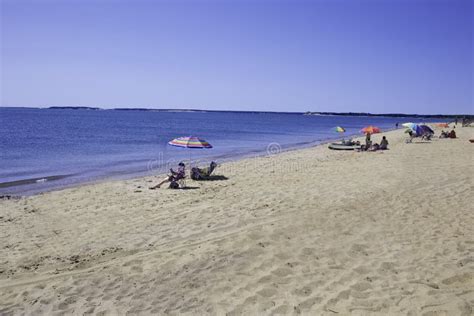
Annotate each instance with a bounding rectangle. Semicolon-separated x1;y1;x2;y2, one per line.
0;107;430;195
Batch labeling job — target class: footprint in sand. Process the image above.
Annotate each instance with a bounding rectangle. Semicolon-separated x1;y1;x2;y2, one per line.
298;247;319;262
247;231;264;241
274;252;292;260
349;243;369;256
257;287;278;298
350;281;373;292
293;286;312;297
257;275;273;284
271;267;293;277
295;296;322;311
335;289;350;300
442;272;473;286
272;304;290;314
457;257;474;267
258;300;276;312
378;261;397;273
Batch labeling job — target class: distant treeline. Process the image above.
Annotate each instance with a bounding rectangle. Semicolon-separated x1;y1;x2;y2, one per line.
47;106;300;115
45;106;472;118
49;106;101;110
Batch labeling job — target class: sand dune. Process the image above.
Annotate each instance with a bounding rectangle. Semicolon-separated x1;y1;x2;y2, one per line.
1;125;473;315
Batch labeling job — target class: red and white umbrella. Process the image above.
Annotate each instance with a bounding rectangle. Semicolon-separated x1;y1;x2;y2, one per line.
361;126;381;135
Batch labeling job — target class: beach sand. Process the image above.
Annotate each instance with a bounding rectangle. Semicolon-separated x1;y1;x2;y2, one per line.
1;125;473;315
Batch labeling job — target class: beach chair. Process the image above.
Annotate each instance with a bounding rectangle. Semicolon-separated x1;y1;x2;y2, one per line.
191;162;217;180
178;177;186;188
169;176;186;189
168;166;187;189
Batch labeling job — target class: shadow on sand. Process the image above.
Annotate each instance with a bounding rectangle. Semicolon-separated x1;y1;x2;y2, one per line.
194;175;229;182
180;186;200;190
194;175;229;181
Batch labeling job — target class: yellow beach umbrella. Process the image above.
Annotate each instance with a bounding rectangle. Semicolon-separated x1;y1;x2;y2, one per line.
335;126;346;133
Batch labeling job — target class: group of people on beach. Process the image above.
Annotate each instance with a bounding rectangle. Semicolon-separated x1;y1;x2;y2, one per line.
150;122;463;190
440;129;457;139
149;161;218;189
151;133;392;190
361;134;389;151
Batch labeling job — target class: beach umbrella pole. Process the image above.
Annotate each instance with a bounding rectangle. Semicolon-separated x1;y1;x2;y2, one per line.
168;136;213;171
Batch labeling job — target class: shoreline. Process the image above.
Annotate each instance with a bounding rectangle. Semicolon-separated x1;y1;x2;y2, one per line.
0;127;399;197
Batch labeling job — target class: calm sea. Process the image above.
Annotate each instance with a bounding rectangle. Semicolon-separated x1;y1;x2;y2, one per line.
0;107;431;195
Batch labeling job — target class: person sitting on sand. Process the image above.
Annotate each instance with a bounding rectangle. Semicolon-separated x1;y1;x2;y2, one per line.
150;162;185;189
379;136;388;150
440;130;448;138
448;129;457;139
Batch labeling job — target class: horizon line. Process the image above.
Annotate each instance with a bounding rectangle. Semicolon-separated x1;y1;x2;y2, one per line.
0;105;472;117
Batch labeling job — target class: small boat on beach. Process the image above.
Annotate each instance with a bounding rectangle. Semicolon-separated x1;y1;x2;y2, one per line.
328;141;361;151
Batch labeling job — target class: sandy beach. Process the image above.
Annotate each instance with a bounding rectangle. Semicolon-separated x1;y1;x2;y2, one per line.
0;125;473;315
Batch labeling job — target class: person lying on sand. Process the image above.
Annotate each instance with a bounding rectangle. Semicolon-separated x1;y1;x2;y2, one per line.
150;162;185;189
368;143;380;151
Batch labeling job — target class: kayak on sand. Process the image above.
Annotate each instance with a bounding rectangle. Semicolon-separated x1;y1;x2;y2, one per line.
328;142;361;151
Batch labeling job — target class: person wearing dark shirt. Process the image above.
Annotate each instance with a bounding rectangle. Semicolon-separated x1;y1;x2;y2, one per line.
380;136;389;150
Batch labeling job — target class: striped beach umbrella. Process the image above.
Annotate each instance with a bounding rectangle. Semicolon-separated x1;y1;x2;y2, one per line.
361;126;381;135
334;126;346;133
168;136;213;149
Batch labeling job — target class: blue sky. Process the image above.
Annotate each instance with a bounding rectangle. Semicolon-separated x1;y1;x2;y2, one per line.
1;0;472;114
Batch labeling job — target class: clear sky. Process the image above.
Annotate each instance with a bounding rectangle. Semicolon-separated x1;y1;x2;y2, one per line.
1;0;472;114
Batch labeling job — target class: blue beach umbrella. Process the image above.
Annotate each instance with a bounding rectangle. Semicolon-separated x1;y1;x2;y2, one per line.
415;125;434;136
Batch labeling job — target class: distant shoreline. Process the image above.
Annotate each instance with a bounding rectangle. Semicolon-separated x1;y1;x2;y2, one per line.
1;106;472;118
